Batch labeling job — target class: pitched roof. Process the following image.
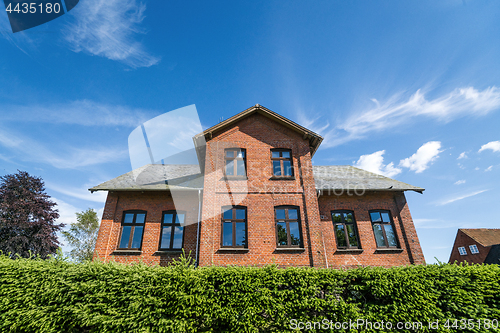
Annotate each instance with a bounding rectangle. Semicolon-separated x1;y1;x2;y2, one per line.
313;165;424;193
461;229;500;247
193;104;324;157
89;164;424;193
89;164;203;192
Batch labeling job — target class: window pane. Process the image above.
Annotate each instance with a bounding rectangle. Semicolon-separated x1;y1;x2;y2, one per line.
176;214;185;225
236;160;245;176
373;224;386;247
131;226;143;248
119;226;131;248
226;151;234;158
370;212;381;222
277;222;287;246
344;212;354;224
335;224;347;247
288;208;298;220
272;151;280;158
235;209;245;220
160;226;172;249
283;160;292;176
237;150;244;158
235;222;246;246
163;213;174;224
226;160;234;176
123;213;134;223
276;209;286;220
273;161;281;176
384;224;397;247
172;226;184;248
135;213;145;224
381;212;391;223
289;222;301;246
346;224;358;247
223;209;233;220
332;213;342;223
223;222;233;246
282;151;290;158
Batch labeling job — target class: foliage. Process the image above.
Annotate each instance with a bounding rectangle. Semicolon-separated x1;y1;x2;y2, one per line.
0;170;63;258
0;257;499;333
62;208;100;263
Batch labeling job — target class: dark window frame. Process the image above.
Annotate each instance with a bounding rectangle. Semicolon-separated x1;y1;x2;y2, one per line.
275;205;303;248
271;149;294;177
224;148;247;178
158;210;186;250
221;206;248;248
118;210;146;250
331;210;361;249
369;209;399;249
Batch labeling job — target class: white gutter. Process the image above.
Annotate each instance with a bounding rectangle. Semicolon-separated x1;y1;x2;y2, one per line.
195;189;202;267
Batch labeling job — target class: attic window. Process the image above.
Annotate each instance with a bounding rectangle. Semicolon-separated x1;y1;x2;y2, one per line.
458;246;467;255
271;149;293;177
469;244;479;254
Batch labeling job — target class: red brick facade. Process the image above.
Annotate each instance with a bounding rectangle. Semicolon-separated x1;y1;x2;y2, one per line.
448;229;499;264
93;107;425;268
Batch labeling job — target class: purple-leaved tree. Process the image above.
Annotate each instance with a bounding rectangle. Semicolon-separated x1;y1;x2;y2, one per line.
0;170;64;258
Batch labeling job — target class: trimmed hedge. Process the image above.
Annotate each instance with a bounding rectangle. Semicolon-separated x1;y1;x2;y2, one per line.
0;255;499;332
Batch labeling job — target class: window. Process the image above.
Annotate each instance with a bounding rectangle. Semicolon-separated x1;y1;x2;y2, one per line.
221;206;247;248
159;211;185;250
469;244;479;254
271;149;293;177
118;211;146;250
275;206;302;247
369;210;398;248
458;246;467;255
225;148;246;177
332;210;360;249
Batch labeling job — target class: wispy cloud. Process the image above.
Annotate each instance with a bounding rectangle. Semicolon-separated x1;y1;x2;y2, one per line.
318;87;500;147
0;126;128;169
437;189;488;206
454;179;466;185
485;165;493;172
1;99;152;127
52;197;81;225
353;150;402;177
479;140;500;153
457;152;467;159
63;0;160;68
46;182;108;203
399;141;442;173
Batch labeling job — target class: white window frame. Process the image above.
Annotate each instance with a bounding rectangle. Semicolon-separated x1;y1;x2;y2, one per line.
458;246;467;256
469;244;479;254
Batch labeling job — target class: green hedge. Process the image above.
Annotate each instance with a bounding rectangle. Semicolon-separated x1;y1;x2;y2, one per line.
0;255;499;332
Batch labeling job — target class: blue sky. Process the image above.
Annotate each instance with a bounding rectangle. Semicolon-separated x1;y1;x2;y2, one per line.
1;0;499;264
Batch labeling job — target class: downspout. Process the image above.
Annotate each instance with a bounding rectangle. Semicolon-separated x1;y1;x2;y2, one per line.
195;189;202;267
318;190;329;269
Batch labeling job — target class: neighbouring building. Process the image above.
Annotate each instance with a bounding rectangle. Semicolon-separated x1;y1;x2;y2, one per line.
448;228;500;265
90;104;425;268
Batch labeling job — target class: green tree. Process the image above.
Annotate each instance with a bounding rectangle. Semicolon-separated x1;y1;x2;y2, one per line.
62;208;100;262
0;170;63;258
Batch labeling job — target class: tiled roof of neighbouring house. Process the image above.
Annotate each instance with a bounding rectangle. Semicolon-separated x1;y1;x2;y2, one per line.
89;164;424;193
461;229;500;247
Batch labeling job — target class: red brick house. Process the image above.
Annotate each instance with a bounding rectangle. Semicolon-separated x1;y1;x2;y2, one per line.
90;105;425;268
448;229;500;265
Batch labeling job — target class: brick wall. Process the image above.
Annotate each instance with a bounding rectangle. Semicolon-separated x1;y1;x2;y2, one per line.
448;230;491;264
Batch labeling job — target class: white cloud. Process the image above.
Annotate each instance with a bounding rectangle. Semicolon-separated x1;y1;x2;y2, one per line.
399;141;442;173
320;87;500;147
354;150;402;177
1;100;152;127
485;165;493;172
479;141;500;153
454;180;466;185
46;182;108;203
475;167;480;170
63;0;160;68
437;189;488;206
457;152;467;159
52;197;81;225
